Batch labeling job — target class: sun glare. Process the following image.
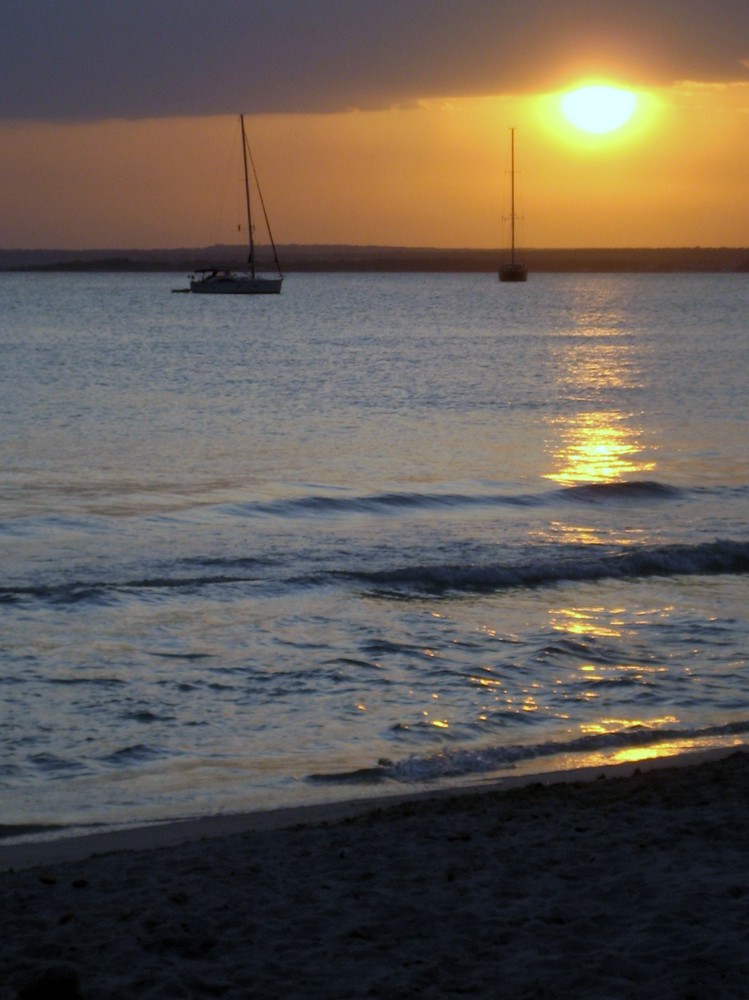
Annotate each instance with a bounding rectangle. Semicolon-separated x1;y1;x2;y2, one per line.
561;85;637;134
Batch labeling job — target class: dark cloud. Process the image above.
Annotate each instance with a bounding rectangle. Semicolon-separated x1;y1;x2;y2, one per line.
3;0;749;122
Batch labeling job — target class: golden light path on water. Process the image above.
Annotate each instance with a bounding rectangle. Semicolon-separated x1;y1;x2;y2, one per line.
543;295;655;489
511;286;691;768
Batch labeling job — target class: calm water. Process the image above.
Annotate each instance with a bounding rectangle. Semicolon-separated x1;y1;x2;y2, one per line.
2;270;748;840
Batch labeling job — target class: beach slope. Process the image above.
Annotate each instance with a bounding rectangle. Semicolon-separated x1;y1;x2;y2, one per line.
4;750;749;999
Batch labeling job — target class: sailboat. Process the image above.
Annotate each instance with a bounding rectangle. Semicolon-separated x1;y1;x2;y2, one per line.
499;127;527;283
188;115;284;294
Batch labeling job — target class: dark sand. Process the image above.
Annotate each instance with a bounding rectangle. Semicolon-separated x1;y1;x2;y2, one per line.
3;748;749;999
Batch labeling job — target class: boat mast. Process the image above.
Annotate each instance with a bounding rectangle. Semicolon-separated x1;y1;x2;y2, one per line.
509;126;516;265
240;114;255;278
246;142;284;279
498;126;527;281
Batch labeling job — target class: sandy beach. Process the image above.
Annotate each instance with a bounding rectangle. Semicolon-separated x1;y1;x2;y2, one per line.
3;748;749;999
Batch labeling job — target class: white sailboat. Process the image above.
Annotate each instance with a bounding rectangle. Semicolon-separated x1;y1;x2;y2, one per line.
188;115;283;295
499;127;527;283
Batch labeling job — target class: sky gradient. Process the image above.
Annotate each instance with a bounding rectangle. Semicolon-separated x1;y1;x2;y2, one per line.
3;0;749;249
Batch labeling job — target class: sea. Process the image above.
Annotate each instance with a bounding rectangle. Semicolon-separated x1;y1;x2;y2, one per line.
2;269;748;842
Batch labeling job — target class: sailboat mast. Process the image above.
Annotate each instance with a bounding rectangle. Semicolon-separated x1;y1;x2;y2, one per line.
240;114;255;277
509;126;516;264
498;126;527;282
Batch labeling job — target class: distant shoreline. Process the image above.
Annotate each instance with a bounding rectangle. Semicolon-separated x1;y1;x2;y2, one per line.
2;245;749;273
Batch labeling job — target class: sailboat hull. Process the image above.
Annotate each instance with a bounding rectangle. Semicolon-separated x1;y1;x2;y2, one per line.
190;271;283;295
499;263;527;282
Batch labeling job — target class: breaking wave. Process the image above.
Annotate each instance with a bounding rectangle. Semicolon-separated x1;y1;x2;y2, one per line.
2;537;748;607
307;721;749;785
349;538;749;596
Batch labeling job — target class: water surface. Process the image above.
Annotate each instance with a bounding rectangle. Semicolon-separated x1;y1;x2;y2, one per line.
2;271;748;839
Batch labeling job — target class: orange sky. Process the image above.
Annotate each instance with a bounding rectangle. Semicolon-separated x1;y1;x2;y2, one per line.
3;81;748;250
3;1;749;250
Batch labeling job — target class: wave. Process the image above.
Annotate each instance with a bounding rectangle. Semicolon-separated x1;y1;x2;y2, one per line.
224;489;538;519
349;538;749;596
559;480;682;502
221;479;687;519
2;537;748;607
99;743;166;766
0;571;267;606
0;481;688;540
307;720;749;785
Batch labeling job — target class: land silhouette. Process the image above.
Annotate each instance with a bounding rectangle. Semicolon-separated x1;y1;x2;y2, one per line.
2;245;749;273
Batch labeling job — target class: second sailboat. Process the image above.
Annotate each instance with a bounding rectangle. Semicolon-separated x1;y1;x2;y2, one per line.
499;127;527;283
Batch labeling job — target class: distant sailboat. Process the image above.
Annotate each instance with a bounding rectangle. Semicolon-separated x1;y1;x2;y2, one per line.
499;127;527;283
187;115;283;295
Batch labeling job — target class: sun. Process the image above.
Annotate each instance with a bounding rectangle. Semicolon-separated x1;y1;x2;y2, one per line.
561;85;637;134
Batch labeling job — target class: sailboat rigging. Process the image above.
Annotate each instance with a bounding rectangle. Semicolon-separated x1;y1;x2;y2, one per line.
499;127;527;283
186;115;284;295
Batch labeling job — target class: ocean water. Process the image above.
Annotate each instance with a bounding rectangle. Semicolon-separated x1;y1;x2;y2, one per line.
2;270;748;840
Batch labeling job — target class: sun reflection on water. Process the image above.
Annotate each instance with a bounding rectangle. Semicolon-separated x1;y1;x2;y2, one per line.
545;409;656;486
544;296;656;490
544;600;679;757
465;295;723;771
553;606;622;639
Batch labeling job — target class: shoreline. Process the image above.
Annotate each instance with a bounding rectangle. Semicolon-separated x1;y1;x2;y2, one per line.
4;746;749;999
2;744;741;873
4;245;749;276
